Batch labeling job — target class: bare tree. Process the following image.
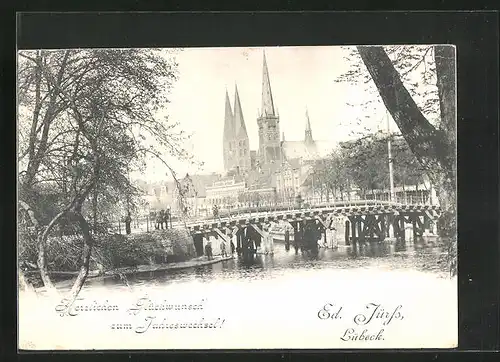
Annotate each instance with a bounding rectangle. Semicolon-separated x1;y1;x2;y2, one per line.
18;48;196;299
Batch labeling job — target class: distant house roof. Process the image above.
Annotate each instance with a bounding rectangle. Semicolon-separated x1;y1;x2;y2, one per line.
174;174;220;199
246;163;278;189
182;174;220;197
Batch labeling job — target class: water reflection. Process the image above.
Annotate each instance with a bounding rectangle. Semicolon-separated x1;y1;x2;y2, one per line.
87;237;450;289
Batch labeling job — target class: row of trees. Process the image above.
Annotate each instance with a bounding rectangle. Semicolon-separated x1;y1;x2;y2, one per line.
310;132;426;201
18;49;192;298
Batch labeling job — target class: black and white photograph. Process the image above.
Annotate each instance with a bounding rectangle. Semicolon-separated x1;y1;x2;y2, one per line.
17;45;457;349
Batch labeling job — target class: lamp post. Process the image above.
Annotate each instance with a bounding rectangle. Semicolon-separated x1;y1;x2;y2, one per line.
146;202;150;232
386;110;395;202
311;171;315;204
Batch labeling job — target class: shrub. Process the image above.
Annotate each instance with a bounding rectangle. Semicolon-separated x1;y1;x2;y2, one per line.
18;228;197;273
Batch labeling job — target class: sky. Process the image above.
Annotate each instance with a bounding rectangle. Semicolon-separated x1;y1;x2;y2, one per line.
132;46;399;183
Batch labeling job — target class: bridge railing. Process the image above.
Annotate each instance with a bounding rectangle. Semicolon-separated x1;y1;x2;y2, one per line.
181;199;426;227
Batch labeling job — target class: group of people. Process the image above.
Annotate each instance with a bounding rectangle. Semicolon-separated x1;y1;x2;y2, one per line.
204;238;234;260
205;240;235;260
153;209;171;230
283;220;338;254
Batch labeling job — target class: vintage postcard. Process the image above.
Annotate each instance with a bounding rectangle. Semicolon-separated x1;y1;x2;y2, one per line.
17;45;457;350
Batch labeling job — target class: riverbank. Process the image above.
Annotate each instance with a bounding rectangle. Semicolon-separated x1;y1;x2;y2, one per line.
103;255;234;276
24;255;234;292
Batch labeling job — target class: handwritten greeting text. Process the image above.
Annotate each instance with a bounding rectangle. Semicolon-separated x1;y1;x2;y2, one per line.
54;296;226;334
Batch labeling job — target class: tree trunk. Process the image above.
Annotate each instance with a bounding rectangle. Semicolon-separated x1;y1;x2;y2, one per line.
18;269;34;292
434;46;457;176
68;211;94;303
92;189;98;234
434;46;457;262
18;200;56;291
36;209;71;290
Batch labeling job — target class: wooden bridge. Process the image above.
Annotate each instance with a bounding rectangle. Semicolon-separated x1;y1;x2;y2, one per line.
184;200;441;257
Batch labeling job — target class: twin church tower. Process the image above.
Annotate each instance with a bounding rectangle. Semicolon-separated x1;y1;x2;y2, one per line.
222;51;285;174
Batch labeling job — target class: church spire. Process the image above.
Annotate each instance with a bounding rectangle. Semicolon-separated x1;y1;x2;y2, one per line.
261;50;276;117
234;84;248;138
305;107;314;144
223;89;234;141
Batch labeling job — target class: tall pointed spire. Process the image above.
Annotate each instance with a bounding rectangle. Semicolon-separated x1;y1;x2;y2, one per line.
261;50;276;117
234;84;248;138
305;107;314;144
223;89;234;141
305;108;312;131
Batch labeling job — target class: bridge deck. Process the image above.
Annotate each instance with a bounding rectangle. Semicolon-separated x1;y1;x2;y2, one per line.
184;201;441;234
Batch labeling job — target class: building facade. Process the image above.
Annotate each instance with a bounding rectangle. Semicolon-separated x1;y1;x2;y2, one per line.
206;178;247;206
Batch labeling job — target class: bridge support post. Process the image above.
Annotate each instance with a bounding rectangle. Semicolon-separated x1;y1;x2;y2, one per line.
398;215;406;242
349;216;357;245
412;214;425;240
251;223;273;254
193;233;204;257
236;227;244;256
292;221;302;254
380;215;386;239
357;216;364;243
213;227;232;257
388;216;395;238
393;214;401;241
412;217;417;241
345;220;350;246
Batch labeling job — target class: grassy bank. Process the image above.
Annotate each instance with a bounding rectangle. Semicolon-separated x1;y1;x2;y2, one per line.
20;229;197;286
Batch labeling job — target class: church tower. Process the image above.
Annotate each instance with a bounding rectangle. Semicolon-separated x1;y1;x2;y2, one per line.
304;107;317;155
257;50;282;167
233;84;251;174
222;89;235;171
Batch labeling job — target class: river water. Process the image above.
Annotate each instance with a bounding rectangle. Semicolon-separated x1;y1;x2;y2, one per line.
19;238;457;350
87;238;451;289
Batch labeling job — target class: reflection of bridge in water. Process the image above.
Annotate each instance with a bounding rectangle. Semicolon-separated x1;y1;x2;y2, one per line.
183;200;441;258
